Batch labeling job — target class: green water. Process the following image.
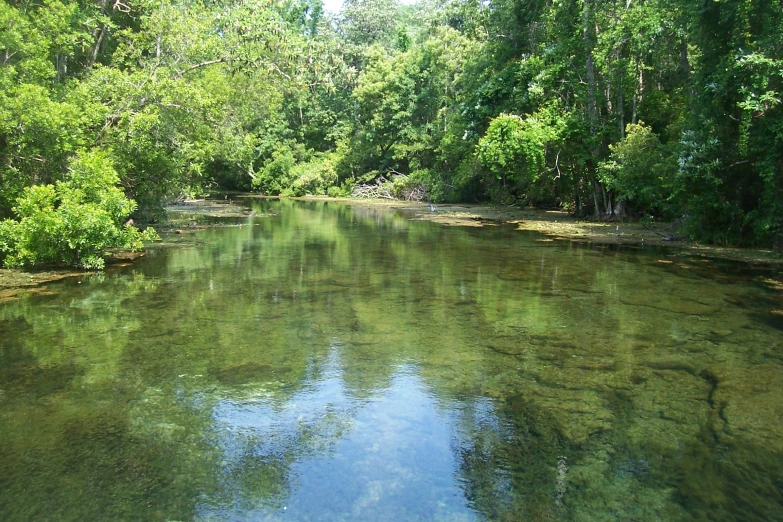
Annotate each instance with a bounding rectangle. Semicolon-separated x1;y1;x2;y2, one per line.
1;199;782;521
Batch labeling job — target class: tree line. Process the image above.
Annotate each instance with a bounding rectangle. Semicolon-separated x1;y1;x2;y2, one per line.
1;0;781;267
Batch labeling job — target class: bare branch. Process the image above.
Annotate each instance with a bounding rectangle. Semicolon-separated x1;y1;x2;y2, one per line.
175;58;227;79
112;0;131;13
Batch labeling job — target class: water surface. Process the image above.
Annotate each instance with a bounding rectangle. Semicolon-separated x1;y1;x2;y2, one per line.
1;199;782;521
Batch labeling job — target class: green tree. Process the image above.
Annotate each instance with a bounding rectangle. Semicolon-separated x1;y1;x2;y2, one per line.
476;111;561;204
597;123;676;218
680;0;783;245
0;150;157;269
341;0;401;49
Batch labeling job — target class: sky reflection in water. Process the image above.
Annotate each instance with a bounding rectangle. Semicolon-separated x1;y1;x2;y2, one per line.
202;347;478;521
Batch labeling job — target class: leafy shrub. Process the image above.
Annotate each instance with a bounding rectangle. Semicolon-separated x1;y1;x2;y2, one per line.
476;113;559;204
0;151;158;270
597;123;677;218
282;154;339;197
251;145;296;195
327;184;352;198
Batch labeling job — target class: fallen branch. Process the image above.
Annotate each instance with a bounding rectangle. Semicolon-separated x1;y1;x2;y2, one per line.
351;173;429;202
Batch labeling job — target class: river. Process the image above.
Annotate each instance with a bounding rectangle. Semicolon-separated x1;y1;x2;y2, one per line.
1;198;781;520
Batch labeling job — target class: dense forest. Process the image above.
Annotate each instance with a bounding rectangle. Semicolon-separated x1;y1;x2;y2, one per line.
0;0;781;267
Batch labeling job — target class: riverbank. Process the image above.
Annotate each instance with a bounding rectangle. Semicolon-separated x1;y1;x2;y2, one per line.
307;197;783;265
0;269;85;303
0;198;265;298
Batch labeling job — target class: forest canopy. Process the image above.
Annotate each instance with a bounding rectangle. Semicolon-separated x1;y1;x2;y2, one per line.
1;0;781;268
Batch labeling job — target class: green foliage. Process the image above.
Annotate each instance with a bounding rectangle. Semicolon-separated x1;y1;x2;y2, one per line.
251;143;298;195
348;46;419;174
396;28;412;52
0;151;158;270
405;168;453;203
679;0;783;245
388;170;430;200
0;2;53;84
597;123;676;217
476;113;559;204
339;26;477;195
283;154;339;197
341;0;401;50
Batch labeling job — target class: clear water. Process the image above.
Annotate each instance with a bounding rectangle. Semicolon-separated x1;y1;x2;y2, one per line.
1;199;782;521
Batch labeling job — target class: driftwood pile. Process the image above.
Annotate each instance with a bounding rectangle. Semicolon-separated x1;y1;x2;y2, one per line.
351;174;429;202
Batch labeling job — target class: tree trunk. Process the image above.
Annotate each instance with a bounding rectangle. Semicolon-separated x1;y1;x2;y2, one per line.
680;37;696;111
618;62;625;138
614;199;625;217
88;25;107;69
584;1;598;138
680;37;690;80
632;62;643;124
583;0;602;217
592;180;602;217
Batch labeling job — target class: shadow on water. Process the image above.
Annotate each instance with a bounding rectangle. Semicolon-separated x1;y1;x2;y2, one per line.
0;198;782;520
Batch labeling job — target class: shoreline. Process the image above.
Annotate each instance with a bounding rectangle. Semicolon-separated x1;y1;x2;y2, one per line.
2;196;780;298
297;196;783;265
